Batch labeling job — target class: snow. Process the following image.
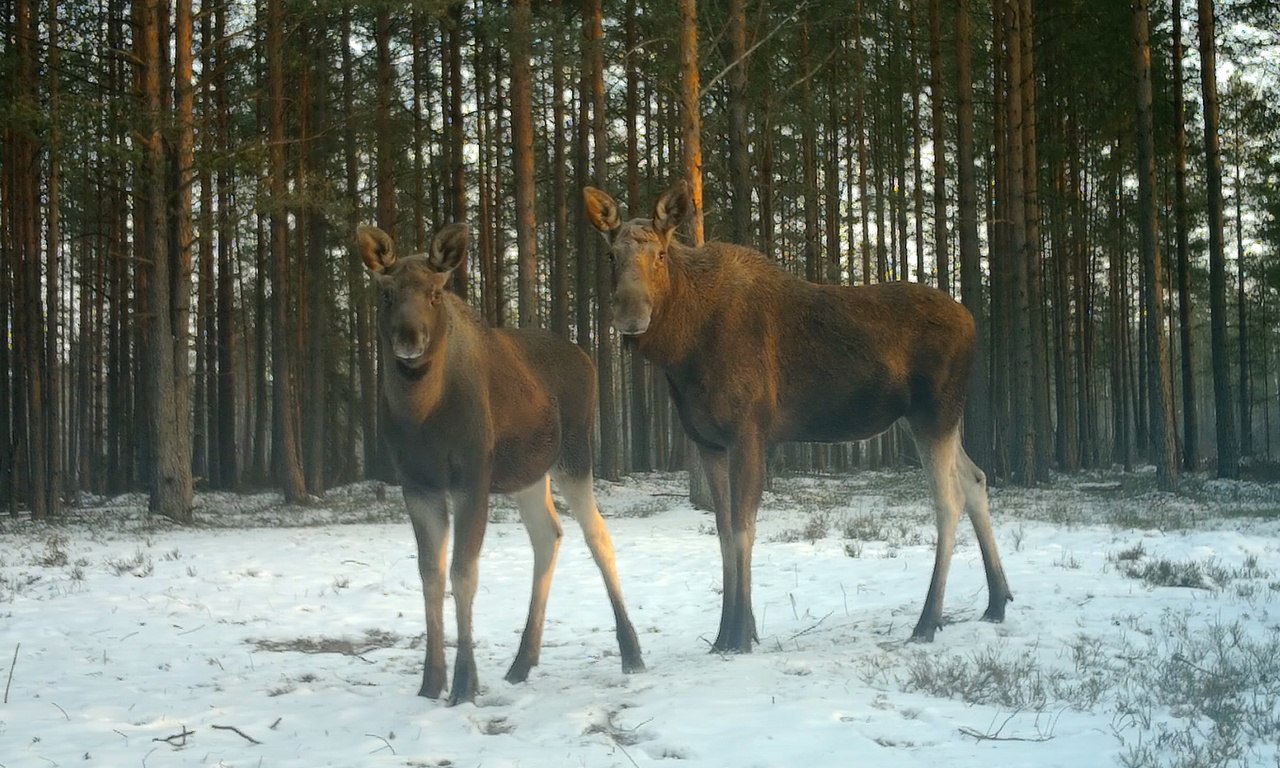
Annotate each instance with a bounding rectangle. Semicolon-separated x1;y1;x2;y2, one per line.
2;471;1279;768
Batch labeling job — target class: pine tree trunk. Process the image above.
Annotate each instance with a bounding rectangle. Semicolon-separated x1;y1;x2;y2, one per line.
446;3;468;298
512;0;537;328
1172;0;1199;471
45;0;64;513
1133;0;1179;489
267;0;306;503
1197;0;1239;478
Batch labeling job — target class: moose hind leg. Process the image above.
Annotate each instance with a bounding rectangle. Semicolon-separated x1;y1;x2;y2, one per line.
555;471;645;673
958;447;1013;621
404;487;450;699
505;475;564;684
911;429;963;642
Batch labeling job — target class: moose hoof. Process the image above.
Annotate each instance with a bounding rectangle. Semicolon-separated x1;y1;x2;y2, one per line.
504;660;532;685
910;623;940;643
418;667;447;699
622;655;646;674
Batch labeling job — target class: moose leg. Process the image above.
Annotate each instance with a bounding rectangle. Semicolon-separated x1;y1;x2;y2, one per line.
699;447;741;653
404;486;450;699
448;485;490;706
911;429;964;642
556;471;646;674
957;447;1013;621
718;435;765;653
505;475;563;684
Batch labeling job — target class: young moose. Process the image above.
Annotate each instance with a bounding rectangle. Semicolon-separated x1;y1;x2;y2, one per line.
584;181;1013;653
356;223;644;704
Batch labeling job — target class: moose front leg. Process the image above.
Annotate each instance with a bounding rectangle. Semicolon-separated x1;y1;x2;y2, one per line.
719;435;766;654
448;483;491;705
404;486;450;698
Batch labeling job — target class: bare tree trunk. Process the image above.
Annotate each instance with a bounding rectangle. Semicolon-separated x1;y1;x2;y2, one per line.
679;0;711;506
1235;157;1251;459
446;2;468;298
1172;0;1199;471
1133;0;1179;489
1005;0;1036;485
215;0;237;489
511;0;537;327
304;13;330;497
138;0;194;520
929;0;949;295
267;0;306;503
626;0;650;472
45;0;64;513
1197;0;1239;478
550;0;569;339
726;0;753;248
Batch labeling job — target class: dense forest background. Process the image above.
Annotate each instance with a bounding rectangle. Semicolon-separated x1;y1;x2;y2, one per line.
3;0;1280;521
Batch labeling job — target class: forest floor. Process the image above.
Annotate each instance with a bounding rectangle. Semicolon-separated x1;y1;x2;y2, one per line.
2;468;1280;768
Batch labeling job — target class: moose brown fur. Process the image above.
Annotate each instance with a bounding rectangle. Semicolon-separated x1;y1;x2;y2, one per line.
356;223;644;704
584;181;1012;652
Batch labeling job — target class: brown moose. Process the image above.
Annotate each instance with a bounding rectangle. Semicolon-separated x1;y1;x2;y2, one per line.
355;223;644;704
584;181;1013;653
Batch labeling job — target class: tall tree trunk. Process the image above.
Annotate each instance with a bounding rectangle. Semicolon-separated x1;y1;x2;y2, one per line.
929;0;949;294
550;0;570;339
1005;0;1036;485
304;15;330;497
139;0;194;520
625;0;650;473
726;0;753;248
1172;0;1199;471
679;0;711;506
214;0;237;488
1133;0;1179;489
45;0;64;513
511;0;538;327
446;2;468;298
267;0;306;503
1235;157;1251;459
1197;0;1238;478
1020;0;1052;479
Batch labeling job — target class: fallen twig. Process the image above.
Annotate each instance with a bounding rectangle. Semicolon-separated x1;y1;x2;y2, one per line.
51;702;69;720
152;726;195;746
211;724;262;745
4;643;17;703
365;733;396;755
958;726;1054;743
787;611;833;641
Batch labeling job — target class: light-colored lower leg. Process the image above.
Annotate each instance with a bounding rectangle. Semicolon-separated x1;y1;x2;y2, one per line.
912;430;963;641
404;488;450;698
957;447;1012;617
506;476;563;683
555;472;645;672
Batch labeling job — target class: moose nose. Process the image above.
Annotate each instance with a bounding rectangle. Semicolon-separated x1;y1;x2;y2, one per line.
611;300;651;335
392;327;427;361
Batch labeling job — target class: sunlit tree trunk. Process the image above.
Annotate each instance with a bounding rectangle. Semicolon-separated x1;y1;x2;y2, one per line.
512;0;537;327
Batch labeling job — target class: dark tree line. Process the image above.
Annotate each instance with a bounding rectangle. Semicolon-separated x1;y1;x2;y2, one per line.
3;0;1280;518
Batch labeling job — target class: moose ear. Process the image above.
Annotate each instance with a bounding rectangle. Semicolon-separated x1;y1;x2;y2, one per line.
583;186;621;236
428;222;470;274
356;225;397;273
652;180;692;238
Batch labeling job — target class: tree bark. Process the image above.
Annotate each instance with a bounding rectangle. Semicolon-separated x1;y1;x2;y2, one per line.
267;0;306;503
1197;0;1239;478
1133;0;1179;489
1172;0;1199;471
511;0;538;327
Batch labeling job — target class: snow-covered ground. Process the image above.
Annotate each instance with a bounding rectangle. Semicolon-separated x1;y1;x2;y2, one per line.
2;470;1279;768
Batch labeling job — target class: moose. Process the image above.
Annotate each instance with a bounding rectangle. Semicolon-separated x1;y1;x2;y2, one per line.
584;181;1013;653
355;223;645;705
